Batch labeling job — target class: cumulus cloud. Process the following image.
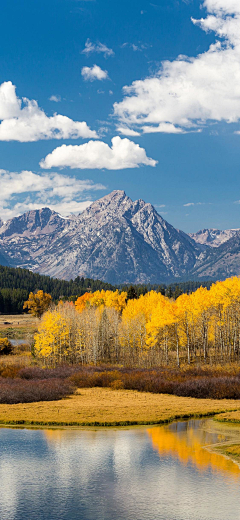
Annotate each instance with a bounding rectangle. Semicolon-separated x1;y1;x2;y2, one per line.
0;82;97;141
0;169;105;219
204;0;240;15
40;136;157;170
113;0;240;133
82;39;114;57
81;65;109;81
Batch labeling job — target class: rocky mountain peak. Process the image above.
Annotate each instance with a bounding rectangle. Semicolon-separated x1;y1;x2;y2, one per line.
85;190;130;215
1;190;240;284
189;228;240;248
0;207;65;238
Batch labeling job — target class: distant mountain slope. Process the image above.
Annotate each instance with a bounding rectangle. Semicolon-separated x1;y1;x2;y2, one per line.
0;191;206;284
191;233;240;280
1;190;240;284
189;228;240;248
0;265;116;314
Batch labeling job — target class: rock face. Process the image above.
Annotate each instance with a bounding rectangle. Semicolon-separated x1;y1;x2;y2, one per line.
189;228;240;248
0;190;239;283
0;191;206;284
190;233;240;280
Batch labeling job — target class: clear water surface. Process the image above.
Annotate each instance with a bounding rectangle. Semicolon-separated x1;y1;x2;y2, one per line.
0;418;239;520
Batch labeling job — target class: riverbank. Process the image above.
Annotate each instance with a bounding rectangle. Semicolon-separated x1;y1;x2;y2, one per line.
215;410;240;424
0;388;240;427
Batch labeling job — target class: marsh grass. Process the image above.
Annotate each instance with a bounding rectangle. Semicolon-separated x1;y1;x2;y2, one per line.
223;444;240;458
216;411;240;424
0;389;239;427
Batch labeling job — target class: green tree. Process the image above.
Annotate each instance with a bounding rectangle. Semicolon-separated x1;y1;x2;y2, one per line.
127;286;138;301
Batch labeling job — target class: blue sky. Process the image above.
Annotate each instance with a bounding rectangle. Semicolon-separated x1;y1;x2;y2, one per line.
0;0;240;232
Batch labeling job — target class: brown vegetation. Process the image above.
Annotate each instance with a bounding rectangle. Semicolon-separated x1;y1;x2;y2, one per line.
0;363;239;404
0;378;74;404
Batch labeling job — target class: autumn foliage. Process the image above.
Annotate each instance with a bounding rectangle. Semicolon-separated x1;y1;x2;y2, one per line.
34;277;240;367
23;290;52;318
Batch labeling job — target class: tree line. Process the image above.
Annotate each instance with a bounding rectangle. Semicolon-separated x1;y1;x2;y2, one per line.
0;264;213;314
0;265;115;314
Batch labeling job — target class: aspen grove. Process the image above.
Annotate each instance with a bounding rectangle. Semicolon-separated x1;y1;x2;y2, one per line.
34;278;240;367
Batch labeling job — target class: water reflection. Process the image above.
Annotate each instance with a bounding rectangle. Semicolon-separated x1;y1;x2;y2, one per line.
0;420;239;520
147;419;240;477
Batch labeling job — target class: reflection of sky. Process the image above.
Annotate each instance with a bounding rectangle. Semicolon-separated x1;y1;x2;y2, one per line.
0;421;239;520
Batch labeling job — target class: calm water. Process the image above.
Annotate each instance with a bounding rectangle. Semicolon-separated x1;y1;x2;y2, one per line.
0;419;240;520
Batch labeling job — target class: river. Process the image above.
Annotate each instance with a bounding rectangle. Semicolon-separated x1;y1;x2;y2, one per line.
0;418;239;520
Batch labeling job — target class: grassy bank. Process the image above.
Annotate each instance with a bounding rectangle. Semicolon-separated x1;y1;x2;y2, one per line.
215;410;240;424
0;388;240;427
217;444;240;461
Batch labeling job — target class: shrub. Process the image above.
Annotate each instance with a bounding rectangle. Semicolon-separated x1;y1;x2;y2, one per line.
110;380;124;390
0;338;13;356
0;378;75;404
0;363;21;378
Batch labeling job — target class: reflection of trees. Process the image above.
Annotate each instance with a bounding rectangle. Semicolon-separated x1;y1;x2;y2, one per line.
147;422;240;478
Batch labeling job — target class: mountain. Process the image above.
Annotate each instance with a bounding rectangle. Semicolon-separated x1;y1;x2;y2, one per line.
0;190;240;284
189;228;240;248
190;232;240;280
0;191;206;284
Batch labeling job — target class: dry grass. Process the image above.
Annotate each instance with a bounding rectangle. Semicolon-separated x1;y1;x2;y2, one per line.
0;314;37;329
222;444;240;459
216;410;240;424
0;388;240;427
0;314;38;341
0;353;32;365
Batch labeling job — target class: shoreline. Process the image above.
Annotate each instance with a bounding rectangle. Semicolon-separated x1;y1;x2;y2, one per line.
1;388;240;429
0;411;225;429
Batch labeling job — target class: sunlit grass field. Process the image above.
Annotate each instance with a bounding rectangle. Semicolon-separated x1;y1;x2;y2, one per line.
0;388;240;427
0;314;37;339
216;410;240;424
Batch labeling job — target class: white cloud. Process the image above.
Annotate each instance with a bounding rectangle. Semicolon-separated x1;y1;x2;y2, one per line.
82;39;114;57
113;1;240;133
121;42;150;52
49;95;61;102
142;123;186;134
183;202;205;207
0;169;105;219
203;0;240;15
117;127;141;136
40;136;157;170
81;65;109;81
0;82;98;141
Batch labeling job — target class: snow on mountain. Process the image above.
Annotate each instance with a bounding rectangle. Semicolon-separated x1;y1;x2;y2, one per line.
189;228;240;248
1;191;240;283
0;191;205;284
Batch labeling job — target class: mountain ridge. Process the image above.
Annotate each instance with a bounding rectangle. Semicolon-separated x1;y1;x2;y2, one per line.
0;190;238;284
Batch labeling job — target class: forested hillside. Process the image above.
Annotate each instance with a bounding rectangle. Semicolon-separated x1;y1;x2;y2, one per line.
0;264;214;314
0;266;115;314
